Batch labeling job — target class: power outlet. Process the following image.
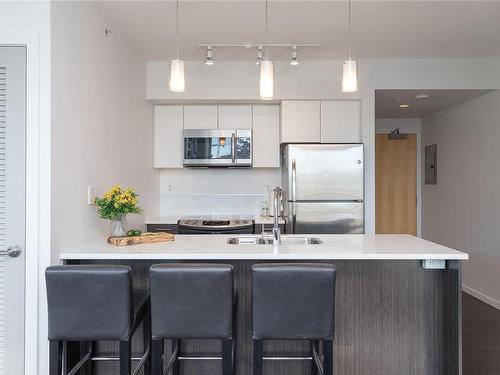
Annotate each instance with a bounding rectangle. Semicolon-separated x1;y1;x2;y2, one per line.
87;185;96;205
422;259;446;269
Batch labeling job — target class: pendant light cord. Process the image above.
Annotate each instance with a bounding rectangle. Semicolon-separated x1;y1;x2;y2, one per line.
265;0;269;58
347;0;352;59
176;0;180;60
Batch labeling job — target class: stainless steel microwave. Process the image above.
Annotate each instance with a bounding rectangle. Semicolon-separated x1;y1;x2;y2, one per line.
183;129;252;167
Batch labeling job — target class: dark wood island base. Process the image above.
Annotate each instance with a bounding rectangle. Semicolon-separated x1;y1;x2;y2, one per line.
64;259;462;375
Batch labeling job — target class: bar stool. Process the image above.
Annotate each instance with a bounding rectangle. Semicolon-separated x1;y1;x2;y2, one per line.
45;265;151;375
252;263;336;375
150;263;235;375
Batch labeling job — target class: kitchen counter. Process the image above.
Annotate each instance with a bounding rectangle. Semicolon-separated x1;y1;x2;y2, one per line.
62;234;466;375
60;234;468;261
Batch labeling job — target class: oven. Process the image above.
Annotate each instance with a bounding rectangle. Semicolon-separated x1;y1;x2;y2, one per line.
183;129;252;167
178;218;254;234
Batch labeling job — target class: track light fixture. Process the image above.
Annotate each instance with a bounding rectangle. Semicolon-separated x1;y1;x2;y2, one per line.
205;46;214;65
290;46;299;66
256;46;263;65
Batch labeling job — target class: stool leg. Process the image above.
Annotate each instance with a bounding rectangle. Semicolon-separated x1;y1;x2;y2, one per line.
81;341;93;375
222;339;233;375
119;340;131;375
49;341;62;375
311;341;318;375
152;339;163;375
143;313;152;375
323;340;333;375
253;339;263;375
171;339;180;375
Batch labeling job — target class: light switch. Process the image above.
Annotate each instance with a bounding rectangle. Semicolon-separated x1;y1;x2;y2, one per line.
87;185;96;205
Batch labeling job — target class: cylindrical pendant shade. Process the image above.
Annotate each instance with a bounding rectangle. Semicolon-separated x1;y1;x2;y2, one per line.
342;59;358;93
169;59;185;93
260;59;274;100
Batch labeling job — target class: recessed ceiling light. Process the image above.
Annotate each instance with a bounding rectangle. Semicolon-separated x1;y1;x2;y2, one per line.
414;94;431;100
399;104;410;109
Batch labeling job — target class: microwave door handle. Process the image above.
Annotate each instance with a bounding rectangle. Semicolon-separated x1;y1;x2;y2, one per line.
231;133;236;164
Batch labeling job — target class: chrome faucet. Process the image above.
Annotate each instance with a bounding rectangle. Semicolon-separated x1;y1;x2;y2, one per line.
272;186;283;247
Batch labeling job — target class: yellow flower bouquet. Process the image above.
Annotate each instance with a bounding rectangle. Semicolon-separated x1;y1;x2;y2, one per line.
94;185;143;237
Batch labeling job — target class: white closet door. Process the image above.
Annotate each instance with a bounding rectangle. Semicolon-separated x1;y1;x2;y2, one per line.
0;46;26;375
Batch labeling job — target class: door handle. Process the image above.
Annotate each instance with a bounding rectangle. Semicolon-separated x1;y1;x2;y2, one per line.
231;133;236;164
0;245;21;258
291;159;297;201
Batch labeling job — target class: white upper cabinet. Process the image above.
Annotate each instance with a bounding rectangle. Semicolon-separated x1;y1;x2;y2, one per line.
183;105;217;129
253;105;280;168
320;100;361;143
280;100;321;143
153;105;183;168
218;105;253;130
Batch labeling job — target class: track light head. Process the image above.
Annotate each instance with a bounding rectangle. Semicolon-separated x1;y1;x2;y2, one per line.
205;46;214;65
256;46;263;65
290;46;299;66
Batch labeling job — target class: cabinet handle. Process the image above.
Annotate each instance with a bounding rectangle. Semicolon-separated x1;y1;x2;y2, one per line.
231;133;236;164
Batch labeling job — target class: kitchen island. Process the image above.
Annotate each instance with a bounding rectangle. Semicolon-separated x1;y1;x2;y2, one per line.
61;234;468;375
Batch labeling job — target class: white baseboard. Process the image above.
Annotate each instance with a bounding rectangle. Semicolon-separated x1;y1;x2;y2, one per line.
462;284;500;310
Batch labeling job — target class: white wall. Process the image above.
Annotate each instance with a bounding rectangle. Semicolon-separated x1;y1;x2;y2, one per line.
422;90;500;309
375;118;422;236
158;168;281;218
51;1;158;263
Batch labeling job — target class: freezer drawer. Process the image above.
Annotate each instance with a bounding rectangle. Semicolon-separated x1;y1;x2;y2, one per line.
282;144;364;201
286;202;364;234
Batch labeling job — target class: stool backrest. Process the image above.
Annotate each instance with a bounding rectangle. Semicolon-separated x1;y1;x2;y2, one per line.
46;265;133;341
150;263;233;339
252;263;336;340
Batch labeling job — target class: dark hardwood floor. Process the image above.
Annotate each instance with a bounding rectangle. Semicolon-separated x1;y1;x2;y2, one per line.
463;292;500;375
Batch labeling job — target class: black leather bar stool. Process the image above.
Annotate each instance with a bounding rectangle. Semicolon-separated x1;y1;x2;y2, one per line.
150;263;234;375
46;265;151;375
252;263;336;375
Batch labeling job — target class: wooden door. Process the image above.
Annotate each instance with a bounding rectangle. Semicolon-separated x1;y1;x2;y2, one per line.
376;134;417;234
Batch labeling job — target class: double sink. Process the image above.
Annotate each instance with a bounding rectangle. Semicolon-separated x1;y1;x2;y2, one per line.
227;236;323;245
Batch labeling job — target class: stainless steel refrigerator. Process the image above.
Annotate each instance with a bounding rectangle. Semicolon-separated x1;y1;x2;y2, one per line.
281;144;364;234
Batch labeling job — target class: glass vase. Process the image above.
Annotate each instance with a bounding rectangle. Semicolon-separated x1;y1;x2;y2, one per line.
111;214;128;237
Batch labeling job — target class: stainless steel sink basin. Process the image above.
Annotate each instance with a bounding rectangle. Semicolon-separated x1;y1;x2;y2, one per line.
227;236;322;245
280;237;323;245
227;237;274;245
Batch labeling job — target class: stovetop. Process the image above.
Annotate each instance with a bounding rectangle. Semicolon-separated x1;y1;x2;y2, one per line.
178;215;254;229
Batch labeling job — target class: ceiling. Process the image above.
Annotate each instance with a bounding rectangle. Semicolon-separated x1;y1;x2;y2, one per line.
98;0;500;62
375;89;496;118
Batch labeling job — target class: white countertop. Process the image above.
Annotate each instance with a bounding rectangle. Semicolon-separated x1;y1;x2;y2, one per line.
145;215;286;225
60;234;469;261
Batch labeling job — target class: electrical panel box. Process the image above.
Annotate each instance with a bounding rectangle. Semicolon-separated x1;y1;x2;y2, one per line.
425;144;437;184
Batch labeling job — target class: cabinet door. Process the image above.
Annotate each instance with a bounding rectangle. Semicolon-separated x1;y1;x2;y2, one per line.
153;105;183;168
253;105;280;168
320;100;361;143
281;100;320;143
183;105;217;129
218;105;252;129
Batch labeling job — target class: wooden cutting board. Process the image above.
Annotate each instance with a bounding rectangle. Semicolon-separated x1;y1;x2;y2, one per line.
108;232;175;247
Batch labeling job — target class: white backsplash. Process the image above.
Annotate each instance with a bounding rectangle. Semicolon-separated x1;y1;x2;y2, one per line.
159;168;281;217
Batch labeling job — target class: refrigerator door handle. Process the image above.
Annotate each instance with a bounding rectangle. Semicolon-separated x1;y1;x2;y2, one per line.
291;159;297;201
291;201;297;234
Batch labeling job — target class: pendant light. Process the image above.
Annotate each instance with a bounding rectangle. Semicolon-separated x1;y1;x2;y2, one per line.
342;0;358;93
170;0;185;92
260;0;274;100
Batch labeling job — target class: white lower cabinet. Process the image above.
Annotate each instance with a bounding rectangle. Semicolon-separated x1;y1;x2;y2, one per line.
153;105;183;168
320;100;361;143
252;105;280;168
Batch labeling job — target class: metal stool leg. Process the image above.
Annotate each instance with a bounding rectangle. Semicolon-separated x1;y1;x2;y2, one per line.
143;312;152;375
152;339;163;375
49;341;62;375
171;339;180;375
323;340;333;375
253;339;263;375
311;340;318;375
222;339;233;375
119;340;131;375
